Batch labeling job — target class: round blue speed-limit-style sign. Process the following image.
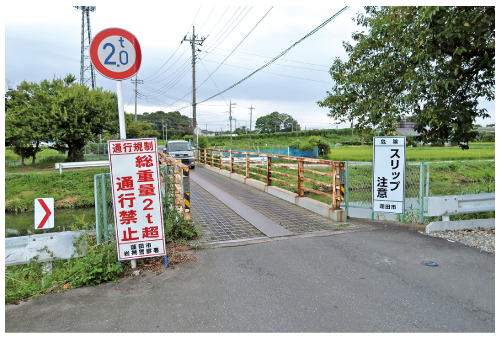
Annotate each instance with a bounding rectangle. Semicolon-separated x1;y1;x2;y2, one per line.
90;27;142;80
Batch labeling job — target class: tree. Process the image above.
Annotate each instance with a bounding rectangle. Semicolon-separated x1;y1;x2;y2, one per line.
37;78;118;161
5;81;54;165
234;126;248;135
125;113;160;139
317;6;495;149
255;111;301;133
138;110;192;140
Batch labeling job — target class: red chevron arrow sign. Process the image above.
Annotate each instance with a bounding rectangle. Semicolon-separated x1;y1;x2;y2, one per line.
34;198;54;229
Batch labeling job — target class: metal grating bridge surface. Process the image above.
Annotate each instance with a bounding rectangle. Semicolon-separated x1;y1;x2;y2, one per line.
190;167;357;244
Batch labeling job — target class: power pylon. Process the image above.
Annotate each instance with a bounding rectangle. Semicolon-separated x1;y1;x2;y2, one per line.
74;6;96;89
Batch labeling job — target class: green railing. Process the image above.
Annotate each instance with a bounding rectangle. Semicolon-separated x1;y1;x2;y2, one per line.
94;166;175;245
342;162;430;223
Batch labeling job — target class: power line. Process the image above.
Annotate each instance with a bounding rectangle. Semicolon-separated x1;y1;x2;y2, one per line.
201;51;329;72
202;7;230;41
196;6;350;106
157;7;273;111
203;6;253;55
202;7;243;52
198;58;228;106
201;58;333;84
197;6;215;35
142;7;201;81
207;46;332;68
195;7;272;91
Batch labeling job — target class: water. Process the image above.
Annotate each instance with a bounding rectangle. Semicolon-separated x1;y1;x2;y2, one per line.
5;207;96;238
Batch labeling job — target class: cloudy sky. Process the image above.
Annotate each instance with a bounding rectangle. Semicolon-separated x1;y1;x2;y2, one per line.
3;1;495;132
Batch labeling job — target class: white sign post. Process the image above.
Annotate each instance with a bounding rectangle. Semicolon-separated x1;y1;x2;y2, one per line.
91;28;144;267
108;138;166;262
373;136;406;217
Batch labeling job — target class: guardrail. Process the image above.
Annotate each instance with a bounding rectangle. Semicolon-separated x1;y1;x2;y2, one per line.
55;160;109;174
5;231;92;266
424;193;495;233
425;193;495;221
194;148;345;210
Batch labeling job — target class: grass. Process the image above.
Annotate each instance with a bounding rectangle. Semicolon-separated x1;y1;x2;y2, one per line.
326;143;495;162
5;168;106;212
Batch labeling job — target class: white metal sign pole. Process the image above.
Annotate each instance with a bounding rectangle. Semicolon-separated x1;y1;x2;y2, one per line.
117;80;127;140
116;79;136;268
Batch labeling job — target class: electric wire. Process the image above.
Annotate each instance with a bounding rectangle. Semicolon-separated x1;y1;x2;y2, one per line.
198;58;228;106
195;6;350;106
158;7;273;111
202;7;242;53
142;6;201;81
203;6;253;55
201;51;329;72
197;6;215;36
200;58;332;84
206;46;332;68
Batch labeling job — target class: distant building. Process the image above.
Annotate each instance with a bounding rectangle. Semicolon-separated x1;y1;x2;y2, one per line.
201;130;219;137
396;116;420;136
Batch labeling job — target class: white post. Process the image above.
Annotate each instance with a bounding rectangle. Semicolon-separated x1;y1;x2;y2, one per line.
117;80;126;140
117;80;135;268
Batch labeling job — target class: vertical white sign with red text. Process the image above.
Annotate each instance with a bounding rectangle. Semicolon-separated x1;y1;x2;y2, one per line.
108;138;165;261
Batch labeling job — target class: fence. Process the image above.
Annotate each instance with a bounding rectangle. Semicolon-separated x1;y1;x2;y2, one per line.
93;152;188;244
343;162;430;223
195;148;345;209
221;147;318;159
195;148;430;222
83;143;109;155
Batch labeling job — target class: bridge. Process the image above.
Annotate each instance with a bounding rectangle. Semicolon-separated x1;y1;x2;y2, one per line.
184;149;366;245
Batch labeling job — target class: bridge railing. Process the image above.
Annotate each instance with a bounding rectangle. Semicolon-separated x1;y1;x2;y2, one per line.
194;148;345;209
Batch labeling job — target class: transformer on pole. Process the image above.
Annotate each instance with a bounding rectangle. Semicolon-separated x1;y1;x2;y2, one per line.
74;6;96;89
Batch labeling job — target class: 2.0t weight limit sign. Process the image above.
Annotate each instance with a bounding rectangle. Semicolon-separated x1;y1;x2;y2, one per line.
90;28;142;80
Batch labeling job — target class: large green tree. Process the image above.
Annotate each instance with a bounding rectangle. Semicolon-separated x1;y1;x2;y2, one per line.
317;6;495;149
37;77;118;161
254;111;301;133
5;79;63;164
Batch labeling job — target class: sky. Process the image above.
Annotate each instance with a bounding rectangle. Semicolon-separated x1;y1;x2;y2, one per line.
3;1;496;133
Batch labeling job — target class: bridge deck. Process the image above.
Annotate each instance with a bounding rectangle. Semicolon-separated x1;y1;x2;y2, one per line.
190;167;357;244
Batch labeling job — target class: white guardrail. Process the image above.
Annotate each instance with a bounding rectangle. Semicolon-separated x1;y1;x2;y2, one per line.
55;160;109;174
424;193;495;233
5;231;93;266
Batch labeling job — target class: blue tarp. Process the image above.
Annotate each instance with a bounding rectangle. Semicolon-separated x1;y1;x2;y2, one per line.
219;148;318;159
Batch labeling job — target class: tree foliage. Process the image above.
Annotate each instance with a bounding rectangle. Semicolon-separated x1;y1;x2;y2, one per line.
138;111;192;140
6;76;119;162
125;113;160;139
317;6;495;149
254;111;301;133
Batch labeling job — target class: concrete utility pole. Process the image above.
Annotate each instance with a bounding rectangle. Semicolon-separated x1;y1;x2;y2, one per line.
229;100;237;147
182;26;205;143
249;105;255;145
131;75;143;121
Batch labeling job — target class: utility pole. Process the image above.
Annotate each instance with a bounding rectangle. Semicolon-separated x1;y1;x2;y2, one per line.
249;105;255;145
131;75;143;121
182;26;205;143
229;100;237;147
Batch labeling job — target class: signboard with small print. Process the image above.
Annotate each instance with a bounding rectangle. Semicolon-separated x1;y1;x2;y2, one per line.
373;136;406;214
108;138;166;261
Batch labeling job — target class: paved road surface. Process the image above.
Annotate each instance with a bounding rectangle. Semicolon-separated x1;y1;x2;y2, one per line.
5;221;494;332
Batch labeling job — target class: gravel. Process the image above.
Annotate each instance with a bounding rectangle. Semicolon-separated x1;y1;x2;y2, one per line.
424;228;495;253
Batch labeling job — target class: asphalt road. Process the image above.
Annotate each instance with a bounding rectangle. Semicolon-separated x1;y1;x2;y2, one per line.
5;221;495;332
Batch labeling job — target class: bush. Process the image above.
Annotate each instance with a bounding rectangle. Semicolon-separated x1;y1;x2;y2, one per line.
483;134;495;142
289;140;301;149
198;136;209;148
299;136;330;156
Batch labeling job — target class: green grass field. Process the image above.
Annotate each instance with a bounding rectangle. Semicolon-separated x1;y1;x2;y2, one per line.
327;143;495;162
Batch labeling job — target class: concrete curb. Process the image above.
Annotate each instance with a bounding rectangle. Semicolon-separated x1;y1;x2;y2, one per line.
425;218;495;234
